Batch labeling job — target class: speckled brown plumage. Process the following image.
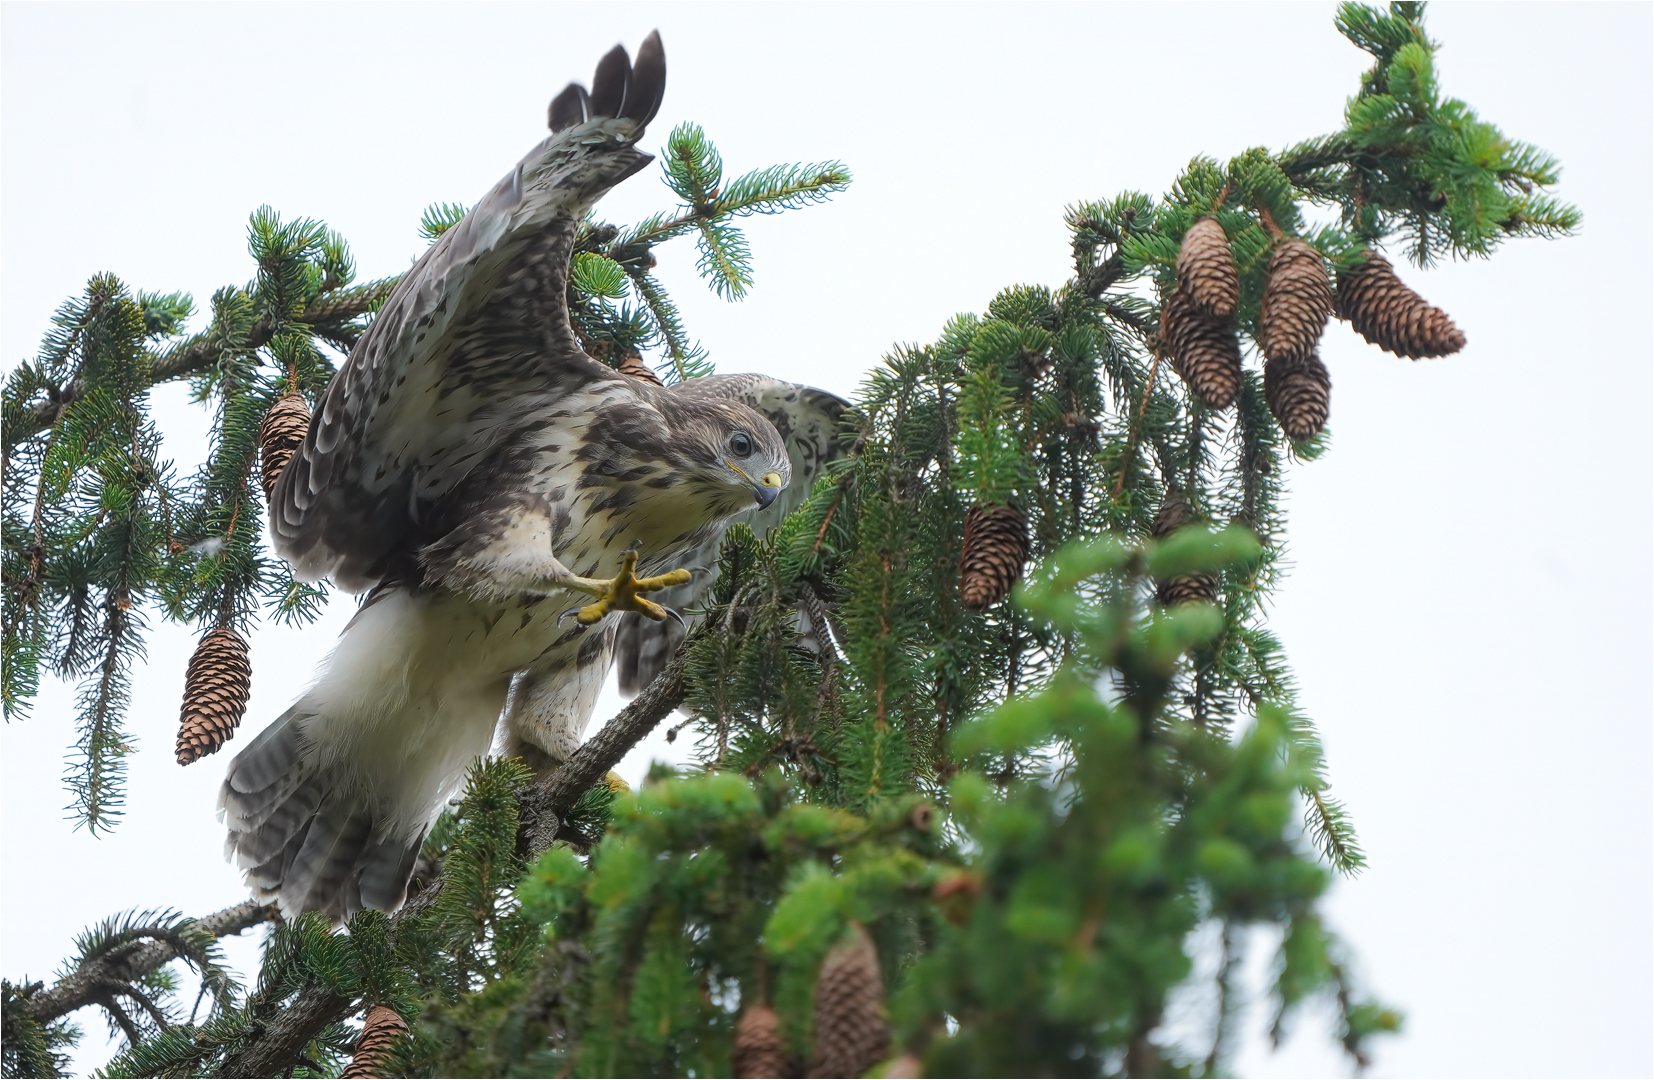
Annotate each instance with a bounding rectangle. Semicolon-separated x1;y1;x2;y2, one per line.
220;36;853;925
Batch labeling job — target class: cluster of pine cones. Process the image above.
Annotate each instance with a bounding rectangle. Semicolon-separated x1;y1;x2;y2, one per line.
734;922;920;1079
1162;216;1465;441
175;391;313;766
328;925;913;1079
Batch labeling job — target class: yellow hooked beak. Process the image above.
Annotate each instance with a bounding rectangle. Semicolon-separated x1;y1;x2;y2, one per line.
730;464;785;510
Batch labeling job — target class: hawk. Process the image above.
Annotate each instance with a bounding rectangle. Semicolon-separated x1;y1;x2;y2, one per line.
220;33;848;920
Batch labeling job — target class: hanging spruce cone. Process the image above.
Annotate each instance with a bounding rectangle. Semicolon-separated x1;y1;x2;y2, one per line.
960;504;1029;611
1175;217;1239;321
175;625;252;766
340;1005;410;1079
1264;351;1333;442
617;351;664;386
1151;489;1194;539
807;923;890;1080
1338;249;1466;359
734;1004;792;1079
1258;238;1335;363
1157;572;1219;606
1160;287;1243;410
257;393;311;501
1151;491;1217;605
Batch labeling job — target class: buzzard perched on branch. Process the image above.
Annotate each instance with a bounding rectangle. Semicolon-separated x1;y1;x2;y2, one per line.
221;33;847;919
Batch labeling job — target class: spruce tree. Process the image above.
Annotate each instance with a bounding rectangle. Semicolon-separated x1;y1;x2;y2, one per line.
1;5;1578;1077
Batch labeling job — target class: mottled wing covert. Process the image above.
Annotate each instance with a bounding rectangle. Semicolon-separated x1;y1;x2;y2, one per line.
615;373;849;694
270;35;667;592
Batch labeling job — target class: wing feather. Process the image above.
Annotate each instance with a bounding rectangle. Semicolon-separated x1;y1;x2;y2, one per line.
589;45;632;119
625;32;667;127
271;39;667;592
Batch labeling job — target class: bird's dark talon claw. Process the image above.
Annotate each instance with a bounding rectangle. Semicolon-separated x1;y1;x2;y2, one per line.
559;607;582;624
665;607;686;627
688;566;712;577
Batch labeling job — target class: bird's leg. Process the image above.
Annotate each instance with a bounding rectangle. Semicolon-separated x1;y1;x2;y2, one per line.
558;549;692;625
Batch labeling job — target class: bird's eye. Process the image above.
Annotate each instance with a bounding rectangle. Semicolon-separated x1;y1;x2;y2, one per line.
729;432;753;457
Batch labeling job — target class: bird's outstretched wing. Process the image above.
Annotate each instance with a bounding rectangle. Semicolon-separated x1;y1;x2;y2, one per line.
614;373;849;694
270;35;667;593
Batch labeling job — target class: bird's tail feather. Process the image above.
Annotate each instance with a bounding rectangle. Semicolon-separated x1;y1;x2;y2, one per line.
221;704;427;921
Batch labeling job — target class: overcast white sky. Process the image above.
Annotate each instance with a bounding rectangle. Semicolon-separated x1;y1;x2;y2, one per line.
2;3;1649;1077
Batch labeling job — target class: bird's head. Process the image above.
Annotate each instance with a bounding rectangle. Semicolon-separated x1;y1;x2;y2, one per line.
577;395;792;540
692;403;791;515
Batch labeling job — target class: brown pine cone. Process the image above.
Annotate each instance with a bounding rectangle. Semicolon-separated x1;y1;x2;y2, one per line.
1152;491;1216;605
734;1004;792;1079
960;504;1030;611
807;923;890;1080
1176;217;1239;321
340;1005;410;1079
1258;238;1335;363
1157;573;1219;606
1338;250;1466;359
176;625;252;766
1151;489;1196;539
1264;352;1332;442
1160;288;1243;410
257;393;311;501
618;351;664;386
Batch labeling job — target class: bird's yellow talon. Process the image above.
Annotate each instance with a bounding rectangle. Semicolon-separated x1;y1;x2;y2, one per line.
573;551;691;624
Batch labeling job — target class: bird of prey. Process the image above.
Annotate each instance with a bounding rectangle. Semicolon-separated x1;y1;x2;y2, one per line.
220;33;848;920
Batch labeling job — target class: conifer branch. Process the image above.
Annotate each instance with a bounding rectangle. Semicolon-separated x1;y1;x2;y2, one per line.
211;981;355;1079
7;277;396;449
520;646;692;859
24;901;274;1027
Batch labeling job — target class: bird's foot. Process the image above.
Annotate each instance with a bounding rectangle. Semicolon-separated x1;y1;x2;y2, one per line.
561;550;691;625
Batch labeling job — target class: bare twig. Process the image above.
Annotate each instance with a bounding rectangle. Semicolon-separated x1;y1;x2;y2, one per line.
1112;346;1163;500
